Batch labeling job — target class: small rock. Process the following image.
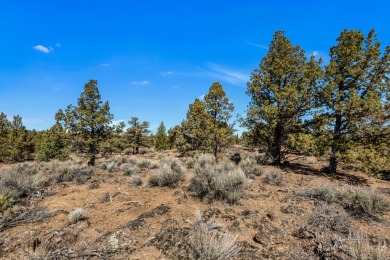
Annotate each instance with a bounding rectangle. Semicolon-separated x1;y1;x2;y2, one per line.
267;212;275;220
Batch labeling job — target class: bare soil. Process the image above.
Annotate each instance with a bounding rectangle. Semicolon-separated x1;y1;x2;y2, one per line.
1;148;389;259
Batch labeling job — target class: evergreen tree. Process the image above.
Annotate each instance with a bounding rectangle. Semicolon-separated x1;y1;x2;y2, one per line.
246;31;322;165
8;115;30;162
0;112;11;161
35;123;68;162
321;29;390;174
204;82;234;159
177;99;212;154
167;125;182;149
125;117;150;154
55;79;113;165
155;122;168;150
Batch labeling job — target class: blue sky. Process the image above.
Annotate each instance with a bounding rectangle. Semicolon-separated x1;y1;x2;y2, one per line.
1;1;389;133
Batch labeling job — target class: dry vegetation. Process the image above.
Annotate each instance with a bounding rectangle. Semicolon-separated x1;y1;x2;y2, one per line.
0;147;390;259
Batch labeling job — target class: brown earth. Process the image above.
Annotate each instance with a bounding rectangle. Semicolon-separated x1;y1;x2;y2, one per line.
0;148;389;259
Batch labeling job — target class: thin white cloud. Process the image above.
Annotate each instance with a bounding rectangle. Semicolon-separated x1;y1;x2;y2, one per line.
56;43;61;48
205;63;249;86
100;63;111;67
198;94;205;100
246;41;269;50
131;80;151;86
112;119;126;125
161;71;173;76
312;51;318;56
33;45;50;53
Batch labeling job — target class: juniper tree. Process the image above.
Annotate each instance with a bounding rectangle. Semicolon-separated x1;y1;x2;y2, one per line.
177;98;213;154
55;79;113;165
35;122;68;162
155;122;168;150
204;82;234;159
167;125;182;150
125;117;150;154
0;112;11;161
321;29;390;174
7;115;30;162
246;31;323;165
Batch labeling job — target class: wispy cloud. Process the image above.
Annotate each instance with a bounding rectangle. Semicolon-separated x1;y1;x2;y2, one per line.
56;43;61;48
33;45;50;53
161;71;173;76
204;62;249;86
198;94;205;100
246;41;269;50
312;51;318;56
131;80;151;86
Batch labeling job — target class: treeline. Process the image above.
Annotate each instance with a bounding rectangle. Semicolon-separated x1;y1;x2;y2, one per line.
0;29;389;175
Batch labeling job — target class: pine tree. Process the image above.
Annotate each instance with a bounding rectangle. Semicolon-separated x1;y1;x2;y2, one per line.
246;31;323;165
55;79;113;165
204;82;234;159
321;29;390;174
155;122;168;151
125;117;150;154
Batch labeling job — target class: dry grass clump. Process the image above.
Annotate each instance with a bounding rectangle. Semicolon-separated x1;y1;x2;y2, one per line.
149;157;186;187
344;229;389;260
190;210;241;260
68;208;85;224
262;169;283;186
190;155;249;204
307;184;390;216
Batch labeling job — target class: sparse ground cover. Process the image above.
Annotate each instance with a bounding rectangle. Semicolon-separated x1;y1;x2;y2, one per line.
0;148;389;259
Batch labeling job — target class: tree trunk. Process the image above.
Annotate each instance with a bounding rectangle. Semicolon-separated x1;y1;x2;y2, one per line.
272;123;282;165
328;114;342;174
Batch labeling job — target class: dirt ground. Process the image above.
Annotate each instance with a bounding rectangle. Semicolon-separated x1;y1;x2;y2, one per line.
1;148;389;259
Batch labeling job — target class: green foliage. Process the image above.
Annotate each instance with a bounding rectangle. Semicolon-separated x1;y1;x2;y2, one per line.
167;125;181;149
155;122;169;151
55;80;114;165
177;99;212;154
204;82;235;159
35;123;68;162
177;82;234;157
125;117;151;154
320;29;390;174
245;31;323;165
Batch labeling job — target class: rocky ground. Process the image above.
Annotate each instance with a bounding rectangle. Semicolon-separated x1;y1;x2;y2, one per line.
0;147;389;259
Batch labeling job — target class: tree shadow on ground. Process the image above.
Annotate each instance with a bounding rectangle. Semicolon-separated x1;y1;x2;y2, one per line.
279;162;369;186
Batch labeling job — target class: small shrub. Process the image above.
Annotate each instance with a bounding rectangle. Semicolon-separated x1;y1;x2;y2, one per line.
128;175;143;187
148;157;186;187
344;186;390;215
121;164;140;176
106;161;117;172
190;156;248;204
309;203;350;233
138;159;152;169
240;158;264;179
0;194;15;212
68;208;85;223
345;229;389;260
262;169;283;186
127;157;139;165
190;209;240;260
310;184;342;204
